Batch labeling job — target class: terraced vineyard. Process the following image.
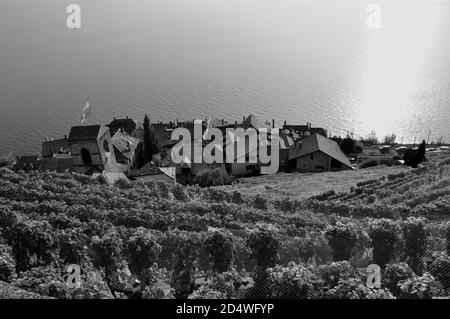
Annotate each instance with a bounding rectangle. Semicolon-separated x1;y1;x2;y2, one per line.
0;157;449;299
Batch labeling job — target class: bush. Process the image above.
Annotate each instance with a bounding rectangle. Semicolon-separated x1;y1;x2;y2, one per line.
402;217;428;275
428;252;450;290
89;230;124;274
317;261;356;289
193;168;233;187
252;194;268;210
246;229;280;273
204;232;234;273
126;228;161;279
398;273;444;299
368;219;400;269
10;221;54;272
0;245;16;282
359;159;379;169
171;237;201;299
325;277;394;299
325;222;358;261
383;262;415;297
265;263;323;299
190;270;251;299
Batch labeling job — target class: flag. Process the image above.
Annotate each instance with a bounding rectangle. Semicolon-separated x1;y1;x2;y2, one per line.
80;99;91;123
203;118;212;140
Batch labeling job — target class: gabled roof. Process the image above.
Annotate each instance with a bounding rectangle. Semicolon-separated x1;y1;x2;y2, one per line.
243;114;272;131
288;134;352;168
42;138;69;158
283;124;327;137
67;125;105;142
111;130;140;161
107;118;136;136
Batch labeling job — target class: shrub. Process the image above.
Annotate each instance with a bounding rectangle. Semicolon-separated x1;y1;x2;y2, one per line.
383;262;415;297
0;244;16;282
325;222;358;261
252;194;268;210
126;228;161;279
368;219;400;269
265;263;323;299
428;252;450;290
246;229;280;273
204;232;234;273
359;159;379;169
398;273;444;299
190;270;252;299
402;217;428;275
14;266;71;299
171;237;201;299
10;221;54;272
89;230;124;274
193;168;233;187
317;261;356;289
325;277;395;299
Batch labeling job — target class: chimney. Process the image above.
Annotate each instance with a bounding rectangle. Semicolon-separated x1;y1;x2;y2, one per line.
284;120;287;126
113;117;116;120
235;120;238;128
126;116;128;119
64;135;67;139
272;119;275;128
222;119;224;124
243;115;245;121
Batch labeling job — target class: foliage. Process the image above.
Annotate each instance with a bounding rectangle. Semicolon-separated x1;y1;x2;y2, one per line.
325;222;358;261
126;228;161;278
246;229;280;272
265;263;323;299
204;231;234;273
193;168;233;187
369;219;400;269
402;217;428;274
383;262;415;297
398;272;444;299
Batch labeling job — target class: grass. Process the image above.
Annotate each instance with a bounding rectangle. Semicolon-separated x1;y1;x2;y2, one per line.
219;165;411;201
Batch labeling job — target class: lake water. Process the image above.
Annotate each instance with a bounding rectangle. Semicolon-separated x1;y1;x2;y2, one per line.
1;0;450;155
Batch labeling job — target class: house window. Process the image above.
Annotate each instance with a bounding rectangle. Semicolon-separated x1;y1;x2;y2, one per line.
80;148;93;165
310;154;314;160
103;140;110;152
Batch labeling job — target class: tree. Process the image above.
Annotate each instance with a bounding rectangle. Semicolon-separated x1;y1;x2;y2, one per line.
340;137;357;155
359;131;379;146
143;115;159;164
383;133;397;145
404;140;426;168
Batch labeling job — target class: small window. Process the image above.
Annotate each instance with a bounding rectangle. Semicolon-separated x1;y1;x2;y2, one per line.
80;148;93;165
310;154;314;160
103;140;110;152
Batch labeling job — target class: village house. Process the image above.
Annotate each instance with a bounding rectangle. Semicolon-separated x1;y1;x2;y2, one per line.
41;137;70;159
111;129;142;171
288;133;353;173
67;125;118;175
107;117;137;136
283;121;328;137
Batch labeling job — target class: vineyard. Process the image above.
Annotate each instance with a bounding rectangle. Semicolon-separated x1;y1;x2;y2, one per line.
1;156;450;299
